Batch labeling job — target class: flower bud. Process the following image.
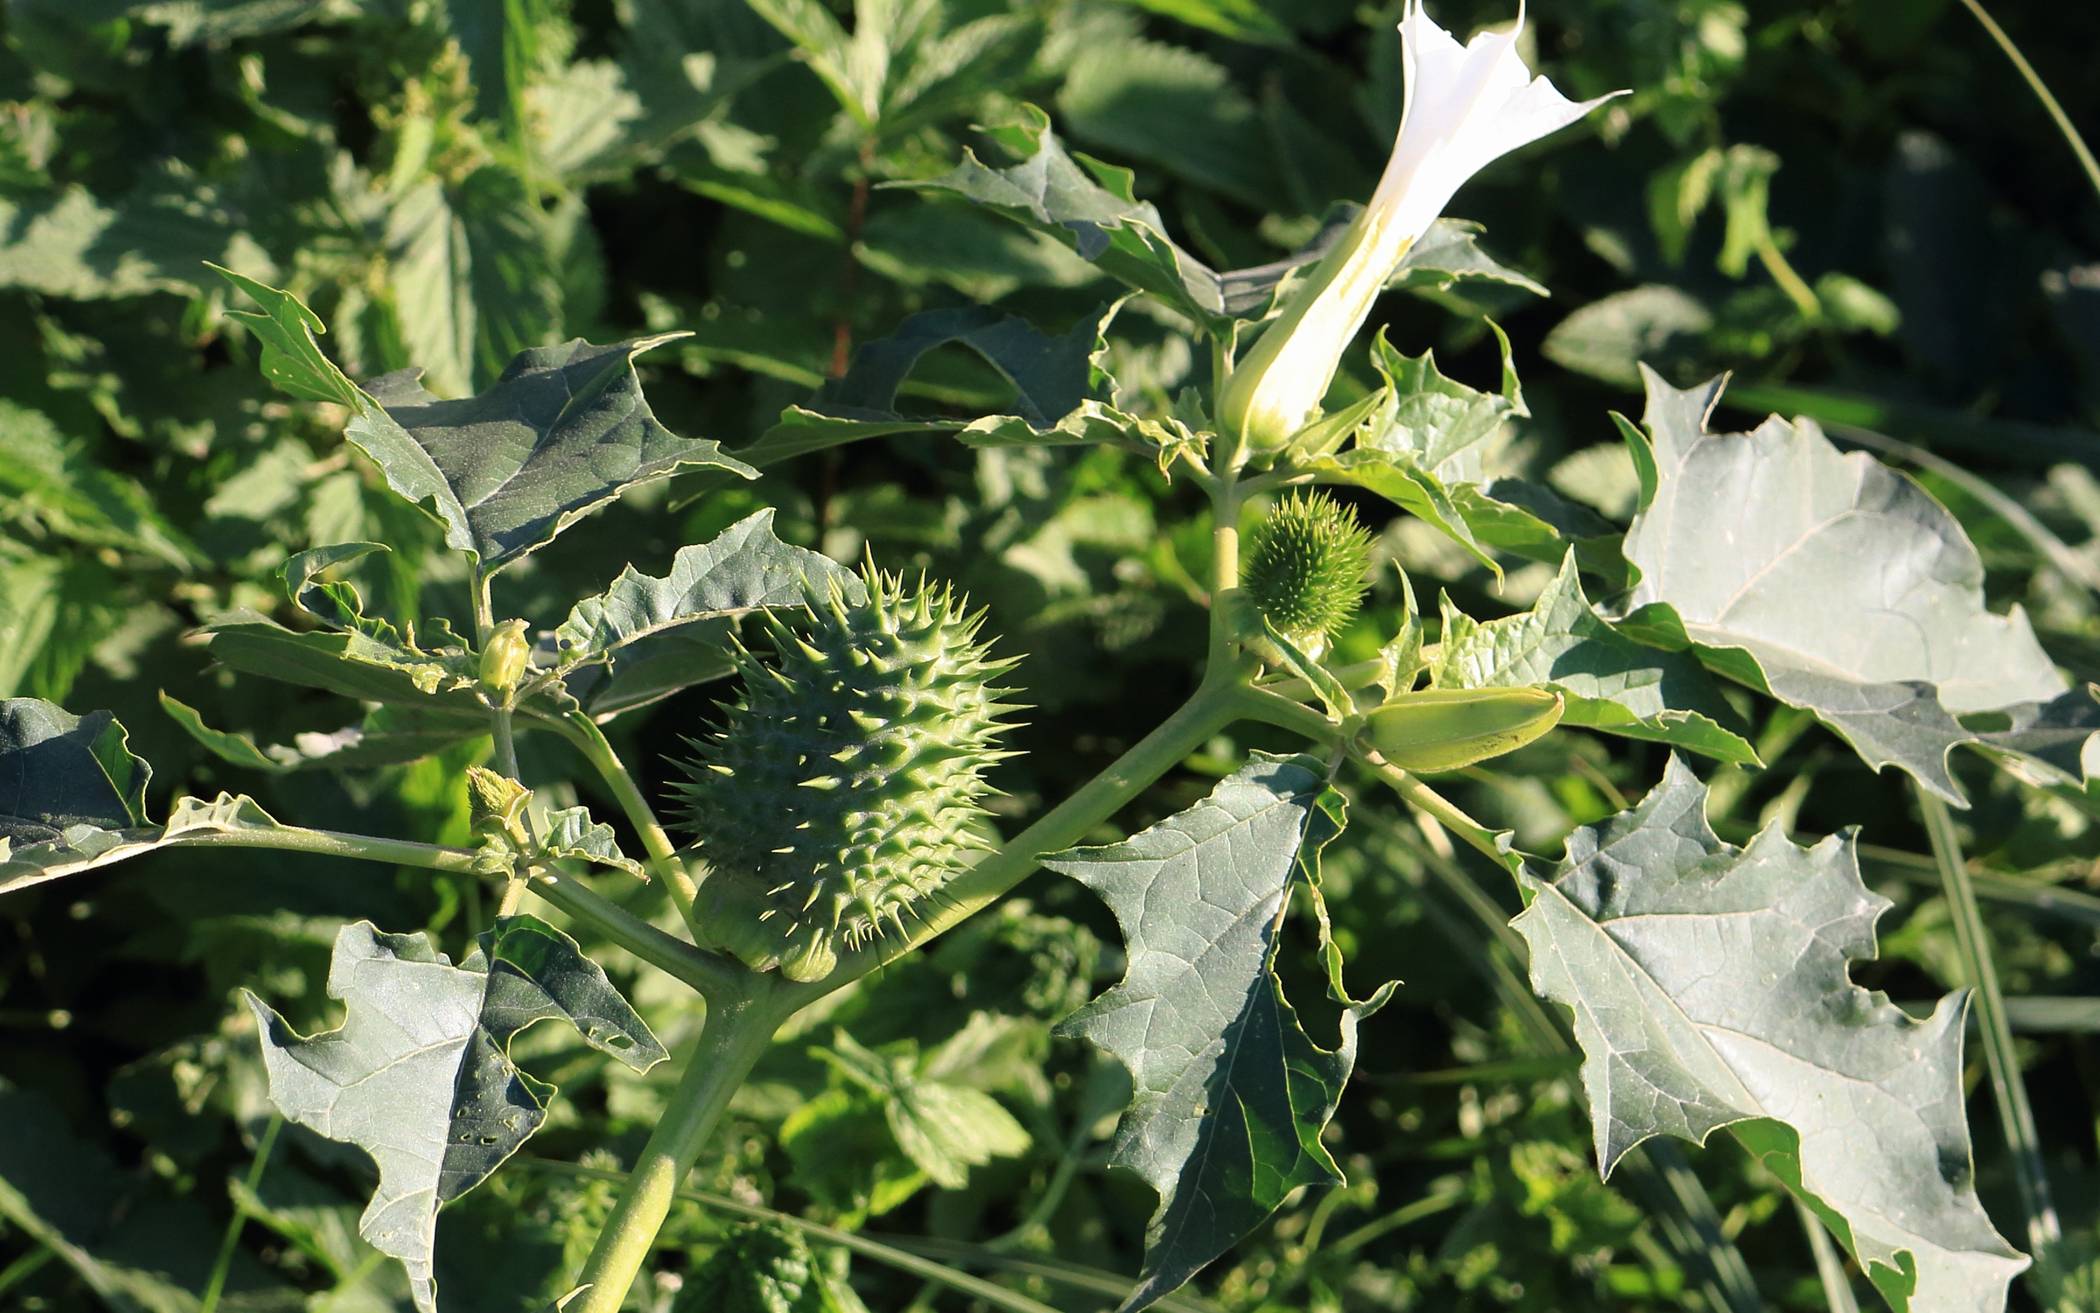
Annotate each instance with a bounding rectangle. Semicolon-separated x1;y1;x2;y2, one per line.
1364;685;1562;772
1216;2;1620;455
478;619;530;699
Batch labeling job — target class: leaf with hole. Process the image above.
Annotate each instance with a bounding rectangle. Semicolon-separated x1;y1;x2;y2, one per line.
1514;757;2028;1312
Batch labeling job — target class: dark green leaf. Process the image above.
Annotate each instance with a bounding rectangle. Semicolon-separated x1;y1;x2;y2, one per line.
159;692;490;775
0;697;149;844
1047;754;1379;1313
680;1220;870;1313
220;271;754;570
745;303;1162;464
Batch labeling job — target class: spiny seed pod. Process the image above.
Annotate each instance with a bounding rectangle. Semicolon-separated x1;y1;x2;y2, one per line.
1243;491;1373;657
671;565;1021;983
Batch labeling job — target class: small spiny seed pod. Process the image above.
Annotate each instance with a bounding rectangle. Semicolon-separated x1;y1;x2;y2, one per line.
671;564;1021;983
1242;491;1373;658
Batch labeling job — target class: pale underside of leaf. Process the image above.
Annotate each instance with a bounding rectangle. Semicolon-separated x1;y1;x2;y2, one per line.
1616;367;2064;803
1514;757;2027;1313
553;508;862;666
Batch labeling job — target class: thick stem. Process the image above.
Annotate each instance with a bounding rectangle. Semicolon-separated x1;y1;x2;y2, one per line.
567;990;784;1313
532;873;745;1001
557;712;705;941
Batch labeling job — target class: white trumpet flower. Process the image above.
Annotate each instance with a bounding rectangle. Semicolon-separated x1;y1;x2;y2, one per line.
1217;1;1622;453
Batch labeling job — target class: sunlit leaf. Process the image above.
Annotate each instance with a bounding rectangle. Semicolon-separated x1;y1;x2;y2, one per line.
1613;368;2066;803
1436;553;1756;763
1514;757;2029;1313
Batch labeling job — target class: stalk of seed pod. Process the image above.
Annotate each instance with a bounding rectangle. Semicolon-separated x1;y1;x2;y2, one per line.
671;563;1022;983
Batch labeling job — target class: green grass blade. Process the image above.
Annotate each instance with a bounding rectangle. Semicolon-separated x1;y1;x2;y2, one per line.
1916;786;2065;1296
1797;1197;1863;1313
1955;0;2100;204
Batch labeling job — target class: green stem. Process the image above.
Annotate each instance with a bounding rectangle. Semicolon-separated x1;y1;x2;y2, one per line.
1954;0;2100;204
171;824;484;873
199;1115;282;1313
170;819;743;998
566;990;785;1313
1754;230;1821;321
1358;752;1517;873
532;872;745;1001
1917;788;2064;1283
557;712;705;941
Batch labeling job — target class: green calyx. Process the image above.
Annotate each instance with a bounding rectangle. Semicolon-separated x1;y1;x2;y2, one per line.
672;563;1022;983
1242;491;1373;657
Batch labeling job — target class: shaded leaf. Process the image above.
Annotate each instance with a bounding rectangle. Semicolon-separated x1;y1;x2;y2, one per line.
0;697;149;845
745;303;1150;466
1046;754;1381;1313
247;917;667;1312
897;107;1230;329
1391;219;1549;298
679;1220;870;1313
160;692;487;775
383;166;564;397
2;789;302;895
219;270;753;570
1542;286;1713;388
1057;35;1276;209
1514;757;2028;1313
0;181;271;300
362;336;754;571
814;1031;1030;1191
1614;368;2065;803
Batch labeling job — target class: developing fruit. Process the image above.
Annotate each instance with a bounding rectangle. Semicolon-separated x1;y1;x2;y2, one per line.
1242;491;1374;658
672;565;1021;983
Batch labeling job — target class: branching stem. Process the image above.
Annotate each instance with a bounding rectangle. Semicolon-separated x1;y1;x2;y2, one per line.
554;711;706;942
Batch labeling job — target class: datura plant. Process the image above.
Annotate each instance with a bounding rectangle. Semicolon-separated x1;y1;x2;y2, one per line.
2;6;2085;1313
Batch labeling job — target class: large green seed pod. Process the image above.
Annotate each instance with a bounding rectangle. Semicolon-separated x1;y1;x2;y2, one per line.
1242;491;1373;657
672;565;1020;983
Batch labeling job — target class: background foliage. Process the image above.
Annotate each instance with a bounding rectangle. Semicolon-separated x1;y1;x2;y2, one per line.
3;0;2098;1309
